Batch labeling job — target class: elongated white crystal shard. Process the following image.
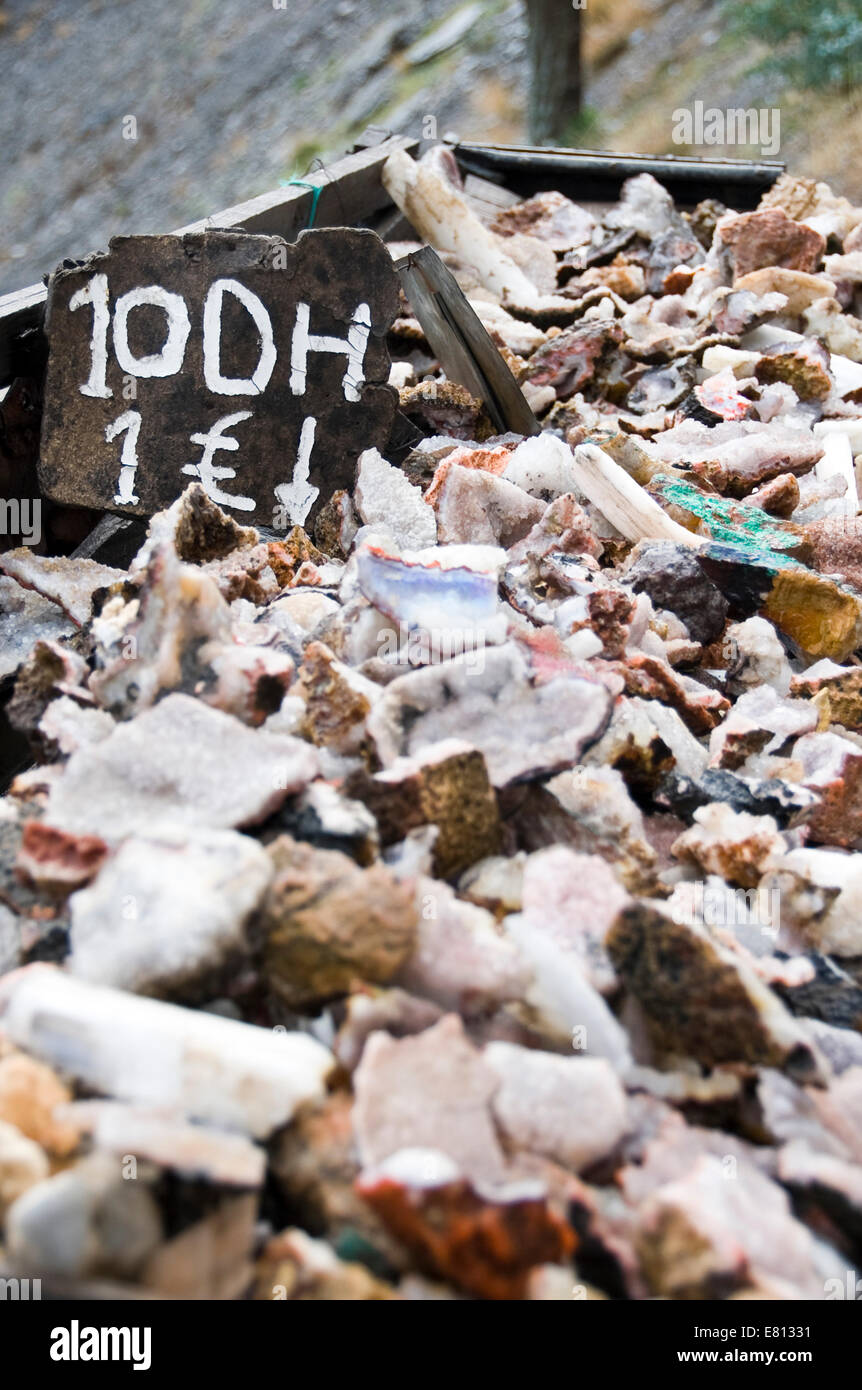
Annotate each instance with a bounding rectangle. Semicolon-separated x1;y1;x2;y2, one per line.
0;966;333;1138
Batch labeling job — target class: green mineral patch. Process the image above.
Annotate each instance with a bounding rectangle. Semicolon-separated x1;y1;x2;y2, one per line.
651;474;809;563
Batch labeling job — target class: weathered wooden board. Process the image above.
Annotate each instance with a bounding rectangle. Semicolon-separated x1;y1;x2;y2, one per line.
396;245;540;437
0;282;46;385
38;227;400;529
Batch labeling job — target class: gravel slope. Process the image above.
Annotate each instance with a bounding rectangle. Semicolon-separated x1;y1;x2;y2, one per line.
0;0;527;296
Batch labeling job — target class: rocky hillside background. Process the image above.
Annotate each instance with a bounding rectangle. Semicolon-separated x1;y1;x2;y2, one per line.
1;0;860;296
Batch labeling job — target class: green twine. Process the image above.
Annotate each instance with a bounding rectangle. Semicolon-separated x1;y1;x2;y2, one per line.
282;178;322;227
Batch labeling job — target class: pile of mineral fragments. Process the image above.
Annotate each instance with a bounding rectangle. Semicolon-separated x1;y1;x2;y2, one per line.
3;149;862;1300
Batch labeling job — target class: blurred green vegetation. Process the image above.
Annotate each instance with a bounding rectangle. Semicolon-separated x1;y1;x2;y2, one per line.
725;0;862;94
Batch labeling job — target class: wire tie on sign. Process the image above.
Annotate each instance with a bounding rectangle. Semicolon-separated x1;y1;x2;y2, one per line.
281;179;322;228
308;156;348;226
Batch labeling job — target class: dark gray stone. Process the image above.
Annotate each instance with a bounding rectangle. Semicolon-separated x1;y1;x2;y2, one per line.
625;540;729;644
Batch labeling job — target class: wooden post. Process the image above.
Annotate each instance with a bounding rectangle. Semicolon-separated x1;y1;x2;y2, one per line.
524;0;583;146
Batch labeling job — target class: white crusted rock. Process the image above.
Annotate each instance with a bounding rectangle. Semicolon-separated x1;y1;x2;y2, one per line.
762;846;862;957
59;1102;266;1188
368;643;613;788
502;433;580;498
353;1014;507;1183
45;693;318;840
585;695;709;783
68;827;272;995
267;590;340;635
504;913;632;1071
484;1043;627;1173
520;847;628;994
397;877;531;1017
0;550;125;627
726;616;793;696
433;464;545;547
0;578;76;681
355;448;437;551
5;1150;163;1280
709;685;817;771
38;697;115;756
671;803;786;889
637;1154;848;1300
541;770;656;896
794;730;862;847
0;966;333;1138
89;542;294;724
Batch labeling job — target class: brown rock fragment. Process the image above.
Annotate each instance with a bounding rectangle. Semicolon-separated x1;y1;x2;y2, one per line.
491;190;595;251
671;804;785;889
268;526;325;578
0;1051;79;1156
758;172;821;221
271;1091;373;1231
761;567;862;662
270;1090;412;1270
719;208;826;279
16;821;108;894
171;483;258;563
313;489;358;561
357;1157;575;1301
776;1141;862;1250
754;338;832;400
740;473;800;518
8;640;89;744
296;641;376;757
255;1226;398;1300
790;662;862;731
507;493;601;566
0;1119;49;1216
708;687;816;771
735;267;837;316
523;320;626;400
261;835;418;1008
795;731;862;847
347;739;502;879
610;653;729;736
636;1154;836;1300
399;381;489;440
577;256;645;301
141;1193;257;1300
607;901;819;1075
584;589;636;661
